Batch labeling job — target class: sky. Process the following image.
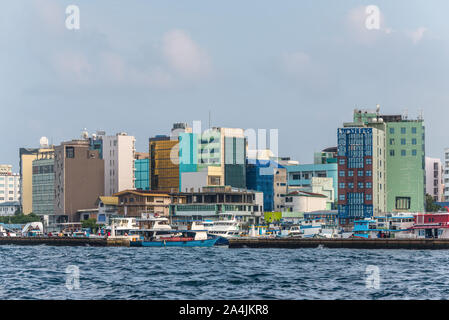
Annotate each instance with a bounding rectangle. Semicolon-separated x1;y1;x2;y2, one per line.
1;0;449;171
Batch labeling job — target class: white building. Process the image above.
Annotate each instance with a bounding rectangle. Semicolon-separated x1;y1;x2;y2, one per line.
426;157;443;202
284;190;327;213
443;150;449;202
100;133;136;196
0;201;20;216
0;165;20;204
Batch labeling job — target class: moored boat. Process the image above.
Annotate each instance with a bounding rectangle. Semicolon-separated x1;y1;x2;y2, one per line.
130;229;220;247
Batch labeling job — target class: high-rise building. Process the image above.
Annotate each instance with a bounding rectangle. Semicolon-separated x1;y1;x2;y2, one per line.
19;138;54;214
134;152;149;191
32;150;55;219
99;132;136;196
246;159;284;212
337;123;386;224
338;107;425;224
0;165;20;204
149;136;179;192
425;157;443;202
149;124;192;192
54;139;104;222
179;127;247;191
382;113;425;212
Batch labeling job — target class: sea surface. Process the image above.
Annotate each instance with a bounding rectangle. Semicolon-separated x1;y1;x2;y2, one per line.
0;245;448;299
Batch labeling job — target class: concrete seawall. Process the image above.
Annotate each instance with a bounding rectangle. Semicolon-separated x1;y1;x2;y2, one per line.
0;237;130;247
228;238;449;250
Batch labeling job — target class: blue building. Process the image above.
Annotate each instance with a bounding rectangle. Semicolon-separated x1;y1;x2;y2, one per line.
246;159;283;212
135;159;149;191
286;163;338;194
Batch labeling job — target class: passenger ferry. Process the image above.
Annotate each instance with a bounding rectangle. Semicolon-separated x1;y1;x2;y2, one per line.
202;214;242;238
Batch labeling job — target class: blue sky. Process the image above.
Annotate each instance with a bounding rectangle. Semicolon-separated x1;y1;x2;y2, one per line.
2;1;449;171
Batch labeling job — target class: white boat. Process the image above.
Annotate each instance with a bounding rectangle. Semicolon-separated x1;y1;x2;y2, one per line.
202;214;241;238
107;217;140;240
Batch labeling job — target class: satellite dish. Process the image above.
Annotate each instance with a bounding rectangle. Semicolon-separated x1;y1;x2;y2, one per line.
81;128;89;139
39;136;49;148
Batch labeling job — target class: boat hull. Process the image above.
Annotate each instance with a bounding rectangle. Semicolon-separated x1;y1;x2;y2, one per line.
130;237;220;247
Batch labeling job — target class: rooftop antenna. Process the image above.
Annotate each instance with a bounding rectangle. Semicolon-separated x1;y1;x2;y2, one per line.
208;110;211;129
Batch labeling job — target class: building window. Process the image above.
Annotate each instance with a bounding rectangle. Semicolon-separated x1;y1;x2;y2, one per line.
366;170;372;176
339;171;345;177
339;194;345;201
401;150;406;156
412;127;417;134
412;149;417;156
66;147;75;158
401;127;406;134
348;171;354;177
348;183;354;189
366;182;372;188
395;197;411;210
366;194;372;201
339;183;345;189
412;138;417;145
401;138;406;145
390;128;395;134
366;158;372;165
390;139;395;145
390;150;395;156
358;171;364;177
339;159;345;165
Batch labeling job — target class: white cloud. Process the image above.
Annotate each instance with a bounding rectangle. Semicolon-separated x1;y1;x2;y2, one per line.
50;29;212;89
53;51;92;83
408;27;428;44
33;0;64;33
162;29;212;78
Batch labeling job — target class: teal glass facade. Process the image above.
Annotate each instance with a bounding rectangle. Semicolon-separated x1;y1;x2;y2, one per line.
32;158;55;215
135;159;150;191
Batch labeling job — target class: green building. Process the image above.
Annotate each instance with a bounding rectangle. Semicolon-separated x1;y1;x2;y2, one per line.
350;108;425;213
384;117;425;212
32;157;55;217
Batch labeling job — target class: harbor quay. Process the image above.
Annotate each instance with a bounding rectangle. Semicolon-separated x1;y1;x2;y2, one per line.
0;237;129;247
228;238;449;250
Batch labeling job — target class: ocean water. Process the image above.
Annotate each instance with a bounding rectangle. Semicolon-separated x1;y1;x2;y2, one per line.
0;245;448;300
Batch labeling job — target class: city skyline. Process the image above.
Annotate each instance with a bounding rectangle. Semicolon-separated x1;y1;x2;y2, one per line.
2;0;449;170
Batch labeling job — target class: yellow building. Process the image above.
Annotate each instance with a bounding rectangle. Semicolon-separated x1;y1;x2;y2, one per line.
149;136;179;192
19;147;54;214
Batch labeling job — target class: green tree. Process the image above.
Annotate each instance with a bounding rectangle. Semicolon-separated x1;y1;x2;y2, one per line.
82;218;98;232
425;193;442;212
0;212;41;224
